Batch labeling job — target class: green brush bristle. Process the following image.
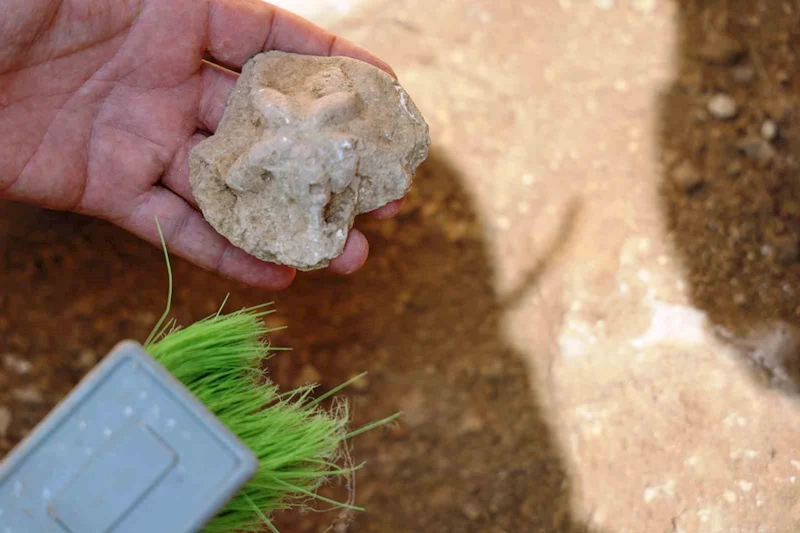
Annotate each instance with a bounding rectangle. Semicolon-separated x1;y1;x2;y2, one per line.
141;219;399;532
146;306;356;533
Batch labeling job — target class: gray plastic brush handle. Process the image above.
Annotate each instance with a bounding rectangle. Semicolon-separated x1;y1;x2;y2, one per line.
0;340;258;533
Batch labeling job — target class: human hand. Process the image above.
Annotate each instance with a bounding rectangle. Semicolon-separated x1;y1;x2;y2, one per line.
0;0;403;289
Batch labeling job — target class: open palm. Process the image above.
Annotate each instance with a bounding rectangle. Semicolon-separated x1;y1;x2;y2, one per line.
0;0;401;289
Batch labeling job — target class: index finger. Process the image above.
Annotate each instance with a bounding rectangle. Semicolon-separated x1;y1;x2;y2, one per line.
205;0;396;77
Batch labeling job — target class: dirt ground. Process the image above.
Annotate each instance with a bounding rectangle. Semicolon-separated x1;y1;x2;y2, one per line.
0;154;578;533
5;0;800;532
661;0;800;331
659;0;800;389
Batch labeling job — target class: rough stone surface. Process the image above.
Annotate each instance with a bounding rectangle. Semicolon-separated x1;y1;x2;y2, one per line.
189;51;430;270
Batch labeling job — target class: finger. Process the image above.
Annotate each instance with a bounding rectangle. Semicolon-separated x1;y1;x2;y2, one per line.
327;228;369;275
368;198;406;220
161;132;208;208
206;0;396;77
198;61;238;133
118;185;296;289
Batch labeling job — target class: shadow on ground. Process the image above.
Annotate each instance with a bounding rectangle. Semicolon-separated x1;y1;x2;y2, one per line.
269;151;589;532
1;150;592;532
658;0;800;387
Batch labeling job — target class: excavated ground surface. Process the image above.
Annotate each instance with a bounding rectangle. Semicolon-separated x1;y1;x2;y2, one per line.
5;1;800;532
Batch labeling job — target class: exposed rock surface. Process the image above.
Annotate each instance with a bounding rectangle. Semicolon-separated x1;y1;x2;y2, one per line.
189;51;430;270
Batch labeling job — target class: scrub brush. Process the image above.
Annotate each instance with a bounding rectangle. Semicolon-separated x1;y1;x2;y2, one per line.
0;220;398;533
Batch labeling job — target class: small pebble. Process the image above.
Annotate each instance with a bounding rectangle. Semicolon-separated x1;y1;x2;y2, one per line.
708;94;738;120
732;64;756;84
293;364;322;388
348;373;370;392
698;34;746;65
0;406;10;438
727;160;743;177
670;160;703;192
761;120;779;141
77;349;98;369
462;502;482;521
737;137;776;165
12;386;44;404
3;354;32;375
458;411;485;435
